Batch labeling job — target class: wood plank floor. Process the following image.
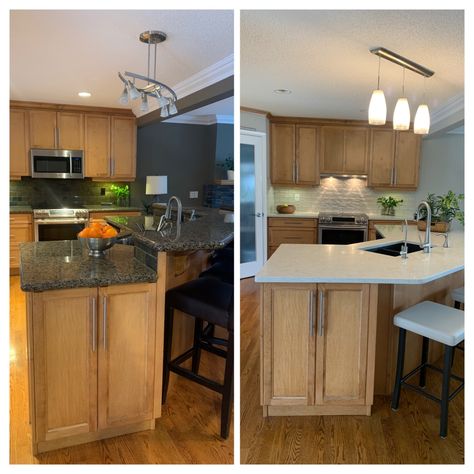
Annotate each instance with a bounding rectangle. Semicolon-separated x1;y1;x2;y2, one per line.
9;276;233;464
240;278;464;464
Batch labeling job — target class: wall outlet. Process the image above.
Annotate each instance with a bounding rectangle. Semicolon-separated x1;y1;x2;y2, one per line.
189;191;199;199
294;193;300;202
100;188;106;196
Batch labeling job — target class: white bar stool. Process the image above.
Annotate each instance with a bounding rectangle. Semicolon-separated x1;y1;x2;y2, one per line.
391;301;464;438
451;287;464;309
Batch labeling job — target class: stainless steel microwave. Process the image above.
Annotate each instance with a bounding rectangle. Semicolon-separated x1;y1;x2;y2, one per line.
30;149;84;179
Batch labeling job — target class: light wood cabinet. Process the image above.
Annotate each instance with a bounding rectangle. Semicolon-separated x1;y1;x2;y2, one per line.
29;110;84;150
320;126;368;175
28;282;157;453
10;109;30;178
111;116;137;180
368;129;421;189
261;282;377;416
10;213;33;271
85;114;111;178
267;217;317;258
270;124;319;186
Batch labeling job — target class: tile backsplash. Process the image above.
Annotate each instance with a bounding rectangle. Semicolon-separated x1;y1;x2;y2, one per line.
269;177;418;217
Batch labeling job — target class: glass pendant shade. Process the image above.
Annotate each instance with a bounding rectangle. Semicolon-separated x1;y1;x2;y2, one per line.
414;104;430;134
393;98;411;131
160;105;169;118
168;100;177;115
127;81;141;101
118;86;129;105
140;93;149;112
368;89;387;125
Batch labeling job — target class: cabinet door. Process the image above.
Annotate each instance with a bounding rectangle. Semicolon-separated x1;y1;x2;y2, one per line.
110;116;136;179
262;284;317;406
57;112;84;150
344;128;368;174
270;123;295;184
10;215;33;269
320;127;344;173
31;288;98;443
29;110;57;148
315;284;370;405
394;132;420;189
84;114;111;178
10;109;30;177
296;126;320;185
368;129;395;187
98;283;156;429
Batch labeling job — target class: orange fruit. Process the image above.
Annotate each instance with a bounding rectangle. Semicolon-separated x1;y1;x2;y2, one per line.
78;228;90;238
90;222;103;230
103;228;118;238
88;228;102;238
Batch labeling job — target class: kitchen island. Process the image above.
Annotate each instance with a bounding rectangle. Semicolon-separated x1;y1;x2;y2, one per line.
20;208;234;454
255;225;463;416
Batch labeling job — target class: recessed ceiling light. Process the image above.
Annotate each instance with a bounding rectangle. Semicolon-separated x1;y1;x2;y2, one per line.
78;92;91;97
273;89;292;95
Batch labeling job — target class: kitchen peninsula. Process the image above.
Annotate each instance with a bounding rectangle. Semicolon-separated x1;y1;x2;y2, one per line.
255;225;463;416
20;208;233;454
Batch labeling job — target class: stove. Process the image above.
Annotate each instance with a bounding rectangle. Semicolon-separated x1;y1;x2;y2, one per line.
33;208;90;241
318;212;368;244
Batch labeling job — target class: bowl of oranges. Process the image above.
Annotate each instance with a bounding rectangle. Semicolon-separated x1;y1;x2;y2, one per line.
78;222;119;257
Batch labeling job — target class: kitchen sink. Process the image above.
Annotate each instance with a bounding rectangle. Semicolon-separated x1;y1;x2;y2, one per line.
363;241;422;257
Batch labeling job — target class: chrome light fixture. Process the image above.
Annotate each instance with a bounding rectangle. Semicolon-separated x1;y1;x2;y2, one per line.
393;68;410;131
118;30;178;116
368;57;387;125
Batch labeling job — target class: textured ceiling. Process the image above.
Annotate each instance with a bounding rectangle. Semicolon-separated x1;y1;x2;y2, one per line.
241;10;464;119
10;10;233;108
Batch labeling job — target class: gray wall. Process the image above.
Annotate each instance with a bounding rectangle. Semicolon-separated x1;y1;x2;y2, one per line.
215;123;234;179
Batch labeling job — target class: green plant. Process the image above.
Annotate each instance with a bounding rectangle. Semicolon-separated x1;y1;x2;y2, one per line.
421;190;464;224
110;184;130;199
376;196;404;209
217;156;234;171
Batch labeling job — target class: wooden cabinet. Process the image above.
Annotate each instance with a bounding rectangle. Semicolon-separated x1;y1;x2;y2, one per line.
84;115;136;180
29;110;84;150
270;124;319;186
28;282;157;453
267;217;317;258
261;282;377;416
320;126;368;175
10;213;33;271
10;109;30;178
368;129;421;189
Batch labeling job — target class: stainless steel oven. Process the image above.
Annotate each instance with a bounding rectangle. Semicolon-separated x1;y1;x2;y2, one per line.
318;212;368;244
34;209;89;241
31;149;84;179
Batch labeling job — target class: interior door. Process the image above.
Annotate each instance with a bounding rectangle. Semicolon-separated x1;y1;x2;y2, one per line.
240;130;266;278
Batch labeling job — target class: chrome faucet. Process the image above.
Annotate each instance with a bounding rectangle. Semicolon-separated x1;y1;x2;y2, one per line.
156;196;183;232
400;219;408;259
416;201;432;253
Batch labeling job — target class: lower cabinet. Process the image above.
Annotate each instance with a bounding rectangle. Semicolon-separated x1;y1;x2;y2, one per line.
10;214;33;271
261;283;377;416
29;283;157;453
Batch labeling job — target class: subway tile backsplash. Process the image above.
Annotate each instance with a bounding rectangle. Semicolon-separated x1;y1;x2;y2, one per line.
269;177;418;217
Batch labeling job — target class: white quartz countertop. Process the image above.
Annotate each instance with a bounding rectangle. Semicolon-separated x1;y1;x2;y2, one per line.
255;225;464;285
267;212;415;221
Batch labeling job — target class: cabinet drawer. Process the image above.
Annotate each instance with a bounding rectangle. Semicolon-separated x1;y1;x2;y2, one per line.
269;228;316;246
10;213;32;225
10;226;32;243
268;217;317;228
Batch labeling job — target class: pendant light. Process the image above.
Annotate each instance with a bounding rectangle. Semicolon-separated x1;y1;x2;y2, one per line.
368;57;387;125
414;78;430;134
393;67;410;131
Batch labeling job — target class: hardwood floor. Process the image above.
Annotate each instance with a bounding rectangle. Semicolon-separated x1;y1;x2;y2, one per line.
9;276;233;464
240;278;464;464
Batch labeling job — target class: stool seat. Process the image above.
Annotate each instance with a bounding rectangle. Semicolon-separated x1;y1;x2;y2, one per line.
394;301;464;347
166;277;233;330
199;261;233;285
451;287;464;305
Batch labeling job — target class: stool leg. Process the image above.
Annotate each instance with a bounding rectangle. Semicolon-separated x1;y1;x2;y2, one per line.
162;305;174;404
454;301;461;310
419;337;429;388
440;345;454;438
391;328;407;411
220;330;234;439
192;319;203;374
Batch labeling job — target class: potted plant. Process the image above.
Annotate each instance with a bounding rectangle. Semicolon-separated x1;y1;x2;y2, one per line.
418;191;464;231
218;156;234;180
376;196;404;216
110;184;130;207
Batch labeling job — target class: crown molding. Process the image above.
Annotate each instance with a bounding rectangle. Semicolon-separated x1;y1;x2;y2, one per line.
430;93;464;126
163;114;234;126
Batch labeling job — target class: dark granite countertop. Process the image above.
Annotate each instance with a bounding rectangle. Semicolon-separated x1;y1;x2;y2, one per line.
106;207;234;253
85;205;142;212
10;206;33;214
20;241;156;292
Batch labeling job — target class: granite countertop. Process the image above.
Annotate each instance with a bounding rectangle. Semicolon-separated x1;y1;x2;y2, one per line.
20;241;157;292
267;211;416;221
106;207;234;252
256;225;464;285
10;205;142;214
10;206;33;214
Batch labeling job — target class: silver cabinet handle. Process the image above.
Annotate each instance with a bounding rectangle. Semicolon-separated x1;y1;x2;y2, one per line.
111;159;115;177
318;290;325;337
91;296;97;352
292;160;296;183
390;168;394;185
295;160;299;183
393;166;397;185
309;290;316;337
109;158;112;177
102;295;107;350
57;127;61;148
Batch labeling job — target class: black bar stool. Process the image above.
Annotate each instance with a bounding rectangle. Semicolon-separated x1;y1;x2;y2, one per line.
391;301;464;438
162;277;234;438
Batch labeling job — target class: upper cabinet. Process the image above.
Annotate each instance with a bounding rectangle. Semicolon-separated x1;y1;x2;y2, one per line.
271;123;319;186
10;109;30;179
320;126;368;175
110;116;137;180
85;114;111;178
368;129;421;189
